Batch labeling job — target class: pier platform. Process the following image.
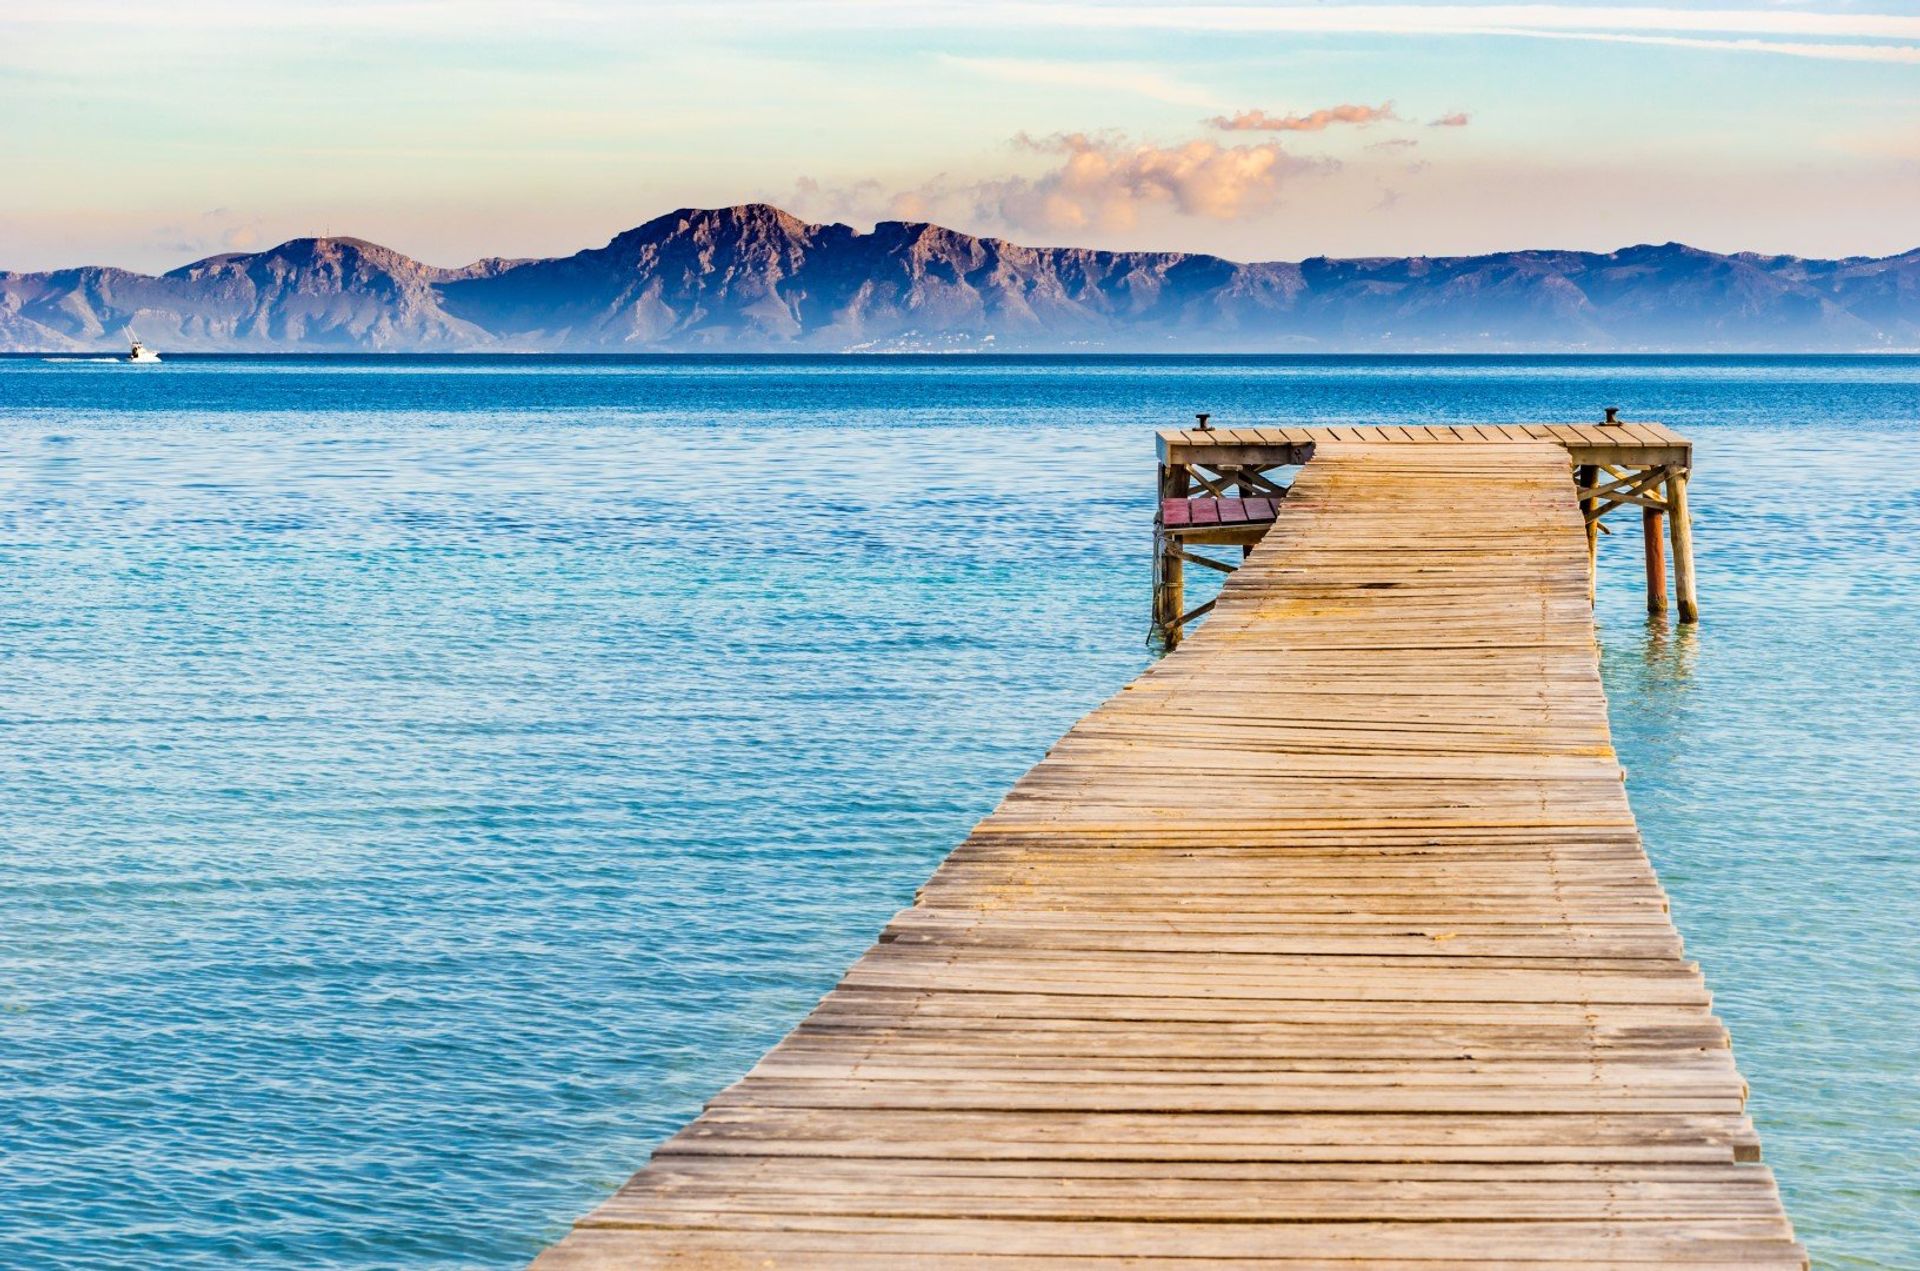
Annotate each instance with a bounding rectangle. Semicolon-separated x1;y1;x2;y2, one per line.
535;435;1800;1269
1153;420;1697;648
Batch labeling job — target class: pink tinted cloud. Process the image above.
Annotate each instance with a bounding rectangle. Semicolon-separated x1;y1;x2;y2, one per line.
1210;103;1397;132
986;131;1328;230
788;131;1338;238
1430;112;1472;127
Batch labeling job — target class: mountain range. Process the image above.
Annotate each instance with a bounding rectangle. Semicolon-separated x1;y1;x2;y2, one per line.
4;203;1917;353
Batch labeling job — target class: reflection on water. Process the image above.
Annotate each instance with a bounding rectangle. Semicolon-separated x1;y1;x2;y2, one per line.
1638;611;1700;682
0;355;1915;1270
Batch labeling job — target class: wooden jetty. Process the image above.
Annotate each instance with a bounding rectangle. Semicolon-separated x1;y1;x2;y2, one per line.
537;427;1802;1269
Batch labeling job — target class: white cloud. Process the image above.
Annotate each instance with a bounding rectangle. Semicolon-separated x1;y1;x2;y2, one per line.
853;4;1920;41
757;4;1920;67
20;3;1920;41
12;3;1916;64
955;6;1920;65
1509;31;1920;63
0;1;606;31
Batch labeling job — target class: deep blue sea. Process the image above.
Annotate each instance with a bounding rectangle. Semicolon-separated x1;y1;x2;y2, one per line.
1;355;1915;1270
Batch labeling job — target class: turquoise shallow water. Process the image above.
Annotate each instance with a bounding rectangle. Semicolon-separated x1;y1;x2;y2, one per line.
0;355;1915;1269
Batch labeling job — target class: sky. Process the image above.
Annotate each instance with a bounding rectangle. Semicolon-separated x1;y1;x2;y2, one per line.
4;1;1919;272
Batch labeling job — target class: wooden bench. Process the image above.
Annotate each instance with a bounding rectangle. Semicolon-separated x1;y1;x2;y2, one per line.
1159;495;1281;529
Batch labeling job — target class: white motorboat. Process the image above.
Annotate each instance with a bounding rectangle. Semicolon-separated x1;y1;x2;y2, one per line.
126;332;161;363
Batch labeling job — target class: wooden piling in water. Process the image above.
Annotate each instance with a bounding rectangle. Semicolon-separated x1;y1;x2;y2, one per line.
1151;459;1191;649
1577;463;1600;605
1668;468;1699;623
1644;506;1669;614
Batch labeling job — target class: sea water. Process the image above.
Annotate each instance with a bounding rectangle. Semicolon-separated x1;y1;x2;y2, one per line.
0;355;1914;1270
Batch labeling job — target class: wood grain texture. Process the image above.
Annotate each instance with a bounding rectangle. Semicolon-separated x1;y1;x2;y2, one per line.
534;442;1793;1269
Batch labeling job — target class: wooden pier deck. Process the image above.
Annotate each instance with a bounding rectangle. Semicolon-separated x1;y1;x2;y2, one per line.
536;438;1800;1269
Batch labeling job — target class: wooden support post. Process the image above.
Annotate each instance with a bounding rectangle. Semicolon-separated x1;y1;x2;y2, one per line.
1576;464;1598;604
1151;526;1167;637
1667;469;1698;623
1153;528;1186;649
1643;504;1667;615
1651;506;1666;614
1233;468;1254;561
1153;462;1190;650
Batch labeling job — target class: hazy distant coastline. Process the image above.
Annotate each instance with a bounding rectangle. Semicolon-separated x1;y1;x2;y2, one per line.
4;203;1916;354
